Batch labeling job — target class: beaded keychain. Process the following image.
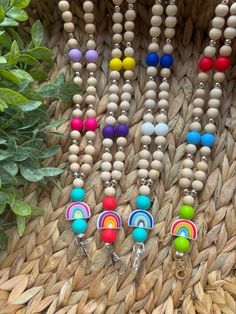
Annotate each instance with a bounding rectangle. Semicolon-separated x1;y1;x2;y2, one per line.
128;0;177;271
171;0;236;279
58;0;99;263
96;0;136;274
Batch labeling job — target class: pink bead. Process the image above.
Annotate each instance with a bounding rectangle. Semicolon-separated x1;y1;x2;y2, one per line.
84;118;99;131
70;118;83;131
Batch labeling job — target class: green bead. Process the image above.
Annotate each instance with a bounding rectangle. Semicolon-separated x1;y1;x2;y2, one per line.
70;188;85;201
71;219;87;234
174;237;190;253
135;195;151;210
179;205;195;220
132;228;147;242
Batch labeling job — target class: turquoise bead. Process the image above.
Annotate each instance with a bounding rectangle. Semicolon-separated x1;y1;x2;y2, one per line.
136;195;151;210
201;133;215;147
71;219;87;234
186;131;201;145
132;228;147;242
70;188;85;201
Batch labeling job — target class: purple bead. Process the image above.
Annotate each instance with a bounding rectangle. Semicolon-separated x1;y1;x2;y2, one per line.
102;125;115;139
86;50;98;63
116;124;129;137
68;49;82;62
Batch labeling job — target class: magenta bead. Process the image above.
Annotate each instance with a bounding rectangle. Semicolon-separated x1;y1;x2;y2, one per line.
68;49;82;62
85;50;98;63
70;118;83;131
84;118;98;131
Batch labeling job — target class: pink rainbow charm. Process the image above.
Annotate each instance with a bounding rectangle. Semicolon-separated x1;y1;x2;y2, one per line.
65;202;91;221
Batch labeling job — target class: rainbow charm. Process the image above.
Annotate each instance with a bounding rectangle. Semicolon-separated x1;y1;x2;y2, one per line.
171;219;197;240
128;210;154;230
97;211;122;229
65;202;91;221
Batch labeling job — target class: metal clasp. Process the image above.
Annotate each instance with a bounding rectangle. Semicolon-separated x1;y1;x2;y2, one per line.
105;243;127;275
175;255;186;280
75;235;91;267
132;242;145;271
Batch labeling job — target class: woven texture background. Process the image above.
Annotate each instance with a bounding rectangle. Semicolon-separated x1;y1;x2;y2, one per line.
0;0;236;313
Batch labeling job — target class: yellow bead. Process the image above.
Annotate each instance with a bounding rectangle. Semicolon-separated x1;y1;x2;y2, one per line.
109;58;123;71
123;57;136;70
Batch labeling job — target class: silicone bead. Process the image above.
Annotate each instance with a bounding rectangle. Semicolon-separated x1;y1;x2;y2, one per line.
141;122;155;136
214;56;230;72
72;219;87;234
132;228;147;242
174;237;190;253
154;123;169;136
101;229;116;243
70;188;85;201
116;124;129;137
136;195;151;210
123;57;136;70
70;118;83;131
102;125;116;138
68;49;82;62
160;54;173;68
200;133;215;147
186;131;201;145
103;196;117;210
146;52;159;66
109;58;123;71
84;118;99;131
85;49;98;62
199;56;214;72
179;205;195;220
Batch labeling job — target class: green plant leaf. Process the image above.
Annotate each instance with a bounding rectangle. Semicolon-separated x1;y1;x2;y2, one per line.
11;69;34;82
20;166;43;182
8;28;24;50
40;146;60;159
19;54;40;67
0;56;7;64
6;7;28;21
8;40;20;66
54;73;65;86
0;149;12;161
31;20;44;47
31;206;45;216
56;81;83;102
27;47;53;60
2;0;10;10
12;200;31;216
16;215;25;236
20;100;42;112
38;84;58;97
22;89;43;101
4;187;16;207
0;17;19;26
0;31;12;49
37;167;63;177
0;161;18;176
0;88;27;105
0;6;5;23
0;99;8;112
11;0;30;9
30;70;48;81
0;231;8;252
0;69;21;83
0;191;8;214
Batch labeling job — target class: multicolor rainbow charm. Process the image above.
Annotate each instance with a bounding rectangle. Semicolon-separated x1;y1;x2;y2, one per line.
128;210;154;230
65;202;91;221
171;219;197;240
97;211;122;229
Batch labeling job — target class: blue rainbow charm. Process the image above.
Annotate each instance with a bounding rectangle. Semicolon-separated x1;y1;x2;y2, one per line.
128;210;154;230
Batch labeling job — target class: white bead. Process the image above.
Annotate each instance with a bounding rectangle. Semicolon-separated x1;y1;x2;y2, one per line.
154;123;169;136
224;27;236;40
151;16;162;27
141;122;155;136
209;28;222;40
204;46;216;57
230;3;236;14
144;99;155;109
147;66;157;76
212;17;225;28
152;4;164;15
219;45;232;56
165;16;177;28
227;16;236;27
166;4;177;16
215;4;229;17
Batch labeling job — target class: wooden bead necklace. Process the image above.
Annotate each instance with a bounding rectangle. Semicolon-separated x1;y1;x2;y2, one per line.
58;0;99;264
171;0;236;279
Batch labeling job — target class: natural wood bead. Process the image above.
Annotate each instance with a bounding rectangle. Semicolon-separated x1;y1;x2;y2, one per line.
85;131;96;140
145;99;155;109
210;88;222;99
105;187;116;196
192;180;203;191
197;161;208;172
145;90;156;100
86;109;96;118
227;16;236;27
84;13;94;23
113;0;123;5
198;72;208;82
138;159;149;169
124;21;134;31
109;84;119;94
113;161;124;171
101;171;111;181
230;3;236;14
186;144;197;154
190;121;201;132
83;1;94;12
181;168;193;179
205;123;216;133
150;26;161;38
162;44;173;54
115;151;125;161
72;62;82;72
120;101;130;111
208;98;220;108
124;47;134;57
215;4;229;17
85;145;95;155
209;28;222;40
151;16;162;27
121;92;132;101
86;86;96;95
125;10;136;21
73;178;84;188
124;31;134;42
207;108;219;119
81;164;92;174
85;23;96;34
152;4;163;15
139;185;151;195
151;160;162;171
59;1;70;12
101;162;112;171
166;4;177;16
138;169;149;178
212;17;225;28
141;135;152;145
64;22;75;33
102;152;112;162
146;80;157;90
113;34;122;43
179;178;191;189
155;136;166;146
149;169;159;180
214;72;225;83
153;151;164;161
204;45;217;57
194;170;206;182
112;23;123;34
87;77;97;86
122;83;133;93
74;76;83;85
195;88;206;98
113;12;123;23
111;170;122;180
70;163;80;172
219;45;232;56
110;71;120;80
117;137;127;146
158;91;169;99
224;27;236;40
62;11;73;22
165;16;177;28
69;144;79;154
83;155;93;164
159;82;169;91
156;114;167;123
70;130;81;140
182;159;194;169
160;68;171;78
111;48;122;58
85;95;96;105
193;108;203;117
139;150;150;159
73;94;83;104
143;113;154;123
200;146;211;156
87;63;97;73
124;70;134;80
68;38;79;49
183;195;194;206
86;40;96;50
68;154;79;163
158;99;169;109
148;42;159;52
164;28;175;38
105;115;116;125
193;98;204;108
117;114;129;124
72;109;82;117
103;139;113;148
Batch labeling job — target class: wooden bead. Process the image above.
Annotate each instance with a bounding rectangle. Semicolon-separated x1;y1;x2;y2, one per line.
194;171;206;182
141;135;152;145
181;168;193;179
86;131;96;140
73;178;84;188
166;4;177;16
150;26;161;38
83;1;94;12
152;4;164;15
193;98;204;108
179;178;191;188
151;160;162;171
182;159;194;169
81;164;92;174
139;185;151;195
84;13;94;23
200;146;211;156
86;109;96;118
205;123;216;133
197;161;208;172
165;16;177;28
138;159;149;169
113;161;124;171
73;94;83;104
193;108;203;117
215;4;229;17
69;144;79;154
101;162;112;171
139;150;150;159
85;145;95;155
155;136;166;146
208;98;220;108
125;10;136;21
70;130;81;140
210;88;222;99
103;139;113;148
70;163;80;172
124;21;134;31
124;47;134;57
156;114;167;123
219;45;232;56
148;42;159;52
224;27;236;40
68;154;79;163
112;23;123;34
101;172;111;181
153;151;164;161
183;195;194;206
72;62;82;72
192;180;204;191
113;12;123;23
195;88;206;98
149;169;159;180
68;38;79;48
138;169;149;178
212;17;225;28
74;76;83;85
164;28;175;38
214;72;225;83
64;22;75;33
102;153;112;162
209;28;222;40
186;144;197;154
124;31;134;42
87;77;97;86
111;170;122;180
83;155;93;164
105;187;116;196
59;1;69;12
62;11;73;22
198;72;208;82
116;137;127;147
207;108;219;119
190;121;201;132
115;151;125;161
160;68;171;78
162;44;173;54
85;24;96;34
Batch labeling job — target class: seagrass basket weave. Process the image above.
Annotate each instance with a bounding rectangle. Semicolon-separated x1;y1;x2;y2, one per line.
0;0;236;313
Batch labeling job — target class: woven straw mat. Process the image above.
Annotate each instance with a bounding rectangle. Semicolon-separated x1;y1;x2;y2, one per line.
0;0;236;313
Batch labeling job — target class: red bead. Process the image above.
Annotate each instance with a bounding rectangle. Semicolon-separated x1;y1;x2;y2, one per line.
102;196;117;210
84;118;99;131
70;118;83;131
101;229;116;243
198;57;214;72
215;56;231;72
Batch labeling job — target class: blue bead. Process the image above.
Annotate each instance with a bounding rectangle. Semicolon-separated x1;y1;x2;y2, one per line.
135;195;151;210
160;54;173;68
132;228;147;242
71;219;87;234
146;52;159;66
201;133;216;147
186;131;201;145
70;188;85;201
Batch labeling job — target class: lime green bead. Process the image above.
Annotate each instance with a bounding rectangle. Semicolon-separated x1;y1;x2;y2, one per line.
174;237;190;253
109;58;123;71
179;205;195;220
123;57;136;70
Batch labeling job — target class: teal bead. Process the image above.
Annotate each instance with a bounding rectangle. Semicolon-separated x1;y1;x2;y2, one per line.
70;188;85;201
135;195;151;210
71;219;87;234
132;228;147;242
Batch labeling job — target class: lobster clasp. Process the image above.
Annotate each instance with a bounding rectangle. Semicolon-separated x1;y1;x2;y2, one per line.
132;242;145;271
75;235;91;267
105;243;127;275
